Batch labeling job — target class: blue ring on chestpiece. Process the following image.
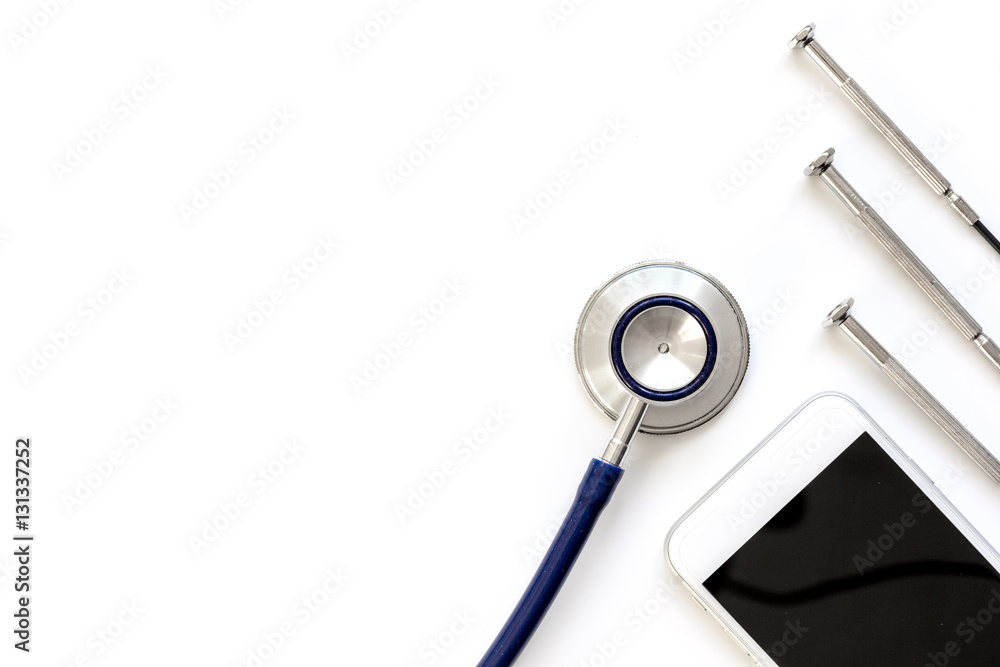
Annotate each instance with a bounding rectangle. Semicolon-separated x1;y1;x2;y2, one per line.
610;295;717;402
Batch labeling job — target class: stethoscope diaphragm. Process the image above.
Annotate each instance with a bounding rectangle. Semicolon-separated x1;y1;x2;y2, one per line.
575;260;749;434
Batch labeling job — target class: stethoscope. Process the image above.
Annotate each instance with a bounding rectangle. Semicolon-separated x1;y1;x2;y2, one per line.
478;260;750;667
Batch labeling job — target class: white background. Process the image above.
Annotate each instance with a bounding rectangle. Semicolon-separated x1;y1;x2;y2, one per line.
3;0;1000;665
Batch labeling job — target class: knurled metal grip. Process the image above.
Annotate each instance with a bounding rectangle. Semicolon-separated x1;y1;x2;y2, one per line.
807;148;1000;376
823;298;1000;484
790;23;1000;246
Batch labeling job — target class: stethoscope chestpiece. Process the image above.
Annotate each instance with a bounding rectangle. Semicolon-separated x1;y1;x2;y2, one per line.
575;260;749;435
476;259;750;667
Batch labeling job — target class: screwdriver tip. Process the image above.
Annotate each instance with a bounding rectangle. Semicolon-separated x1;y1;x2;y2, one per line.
822;298;854;328
788;23;815;50
804;148;835;177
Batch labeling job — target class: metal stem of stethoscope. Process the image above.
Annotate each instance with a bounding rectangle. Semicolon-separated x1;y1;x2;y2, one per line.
477;261;749;667
600;396;646;466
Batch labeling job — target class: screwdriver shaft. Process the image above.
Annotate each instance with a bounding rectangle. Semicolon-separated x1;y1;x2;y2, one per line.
824;298;1000;485
806;148;1000;376
790;23;1000;254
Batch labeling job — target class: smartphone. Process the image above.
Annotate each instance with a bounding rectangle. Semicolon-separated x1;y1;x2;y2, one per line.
666;393;1000;667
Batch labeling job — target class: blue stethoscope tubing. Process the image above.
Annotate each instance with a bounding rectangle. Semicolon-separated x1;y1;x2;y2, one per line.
477;459;623;667
476;262;749;666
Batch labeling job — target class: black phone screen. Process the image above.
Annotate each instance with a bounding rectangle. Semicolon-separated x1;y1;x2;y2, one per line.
704;432;1000;666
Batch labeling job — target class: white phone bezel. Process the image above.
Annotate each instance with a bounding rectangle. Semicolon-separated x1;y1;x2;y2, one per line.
665;392;1000;666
